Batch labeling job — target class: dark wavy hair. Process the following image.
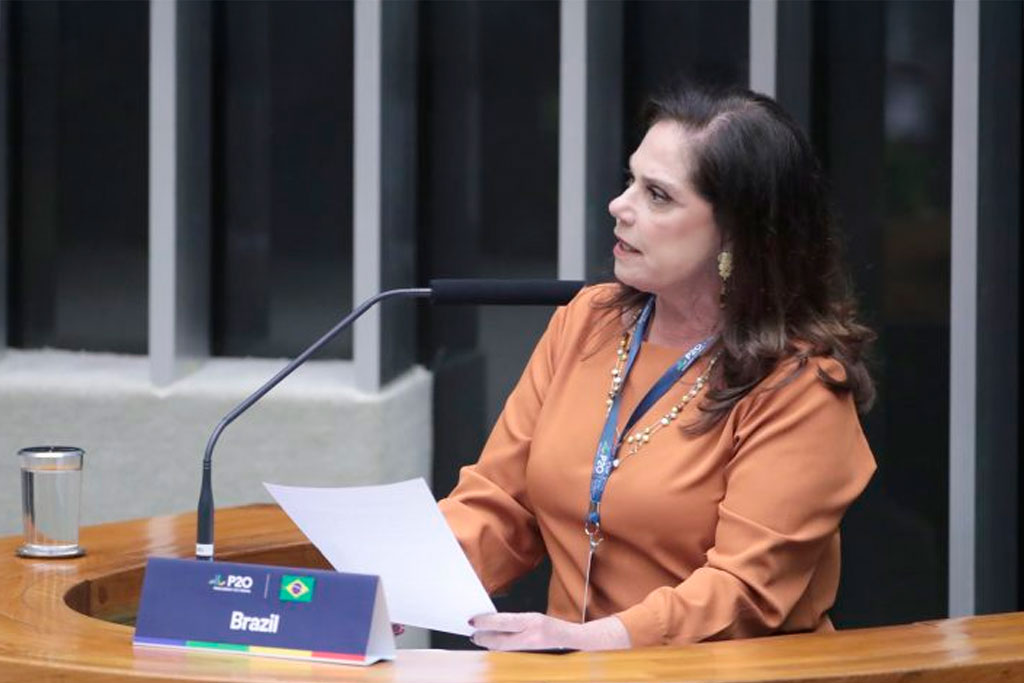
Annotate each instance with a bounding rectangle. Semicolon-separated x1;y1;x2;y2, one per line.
599;85;876;433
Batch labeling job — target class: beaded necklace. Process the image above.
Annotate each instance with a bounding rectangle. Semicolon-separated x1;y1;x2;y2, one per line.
606;325;722;465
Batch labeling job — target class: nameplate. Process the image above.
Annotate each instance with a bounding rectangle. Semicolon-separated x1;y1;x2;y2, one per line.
133;557;395;666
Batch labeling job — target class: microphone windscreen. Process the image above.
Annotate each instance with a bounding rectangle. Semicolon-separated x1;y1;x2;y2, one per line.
429;279;585;306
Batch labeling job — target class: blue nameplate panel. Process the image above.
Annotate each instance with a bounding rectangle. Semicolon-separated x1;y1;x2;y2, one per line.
133;557;395;666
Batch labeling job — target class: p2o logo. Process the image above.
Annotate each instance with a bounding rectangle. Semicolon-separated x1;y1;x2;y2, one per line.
226;575;253;590
209;573;255;594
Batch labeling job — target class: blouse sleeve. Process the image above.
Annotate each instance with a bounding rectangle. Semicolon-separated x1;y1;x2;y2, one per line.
438;303;570;595
616;357;876;646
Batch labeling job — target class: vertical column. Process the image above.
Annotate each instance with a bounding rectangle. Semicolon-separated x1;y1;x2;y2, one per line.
149;0;211;385
558;0;586;281
173;1;211;373
565;0;625;282
949;0;979;618
0;1;8;355
749;0;777;97
353;0;382;392
149;0;178;383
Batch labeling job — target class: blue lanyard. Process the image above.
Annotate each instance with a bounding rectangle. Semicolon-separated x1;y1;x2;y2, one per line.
586;297;714;534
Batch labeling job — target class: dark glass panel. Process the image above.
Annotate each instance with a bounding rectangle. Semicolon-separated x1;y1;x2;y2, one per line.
977;0;1021;614
380;0;420;385
418;0;560;440
8;0;148;353
211;0;353;359
623;0;749;137
809;0;953;627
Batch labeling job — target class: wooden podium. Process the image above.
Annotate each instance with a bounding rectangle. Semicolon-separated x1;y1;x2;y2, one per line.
1;505;1022;682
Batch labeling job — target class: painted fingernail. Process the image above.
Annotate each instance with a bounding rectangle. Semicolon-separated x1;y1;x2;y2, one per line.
468;617;476;627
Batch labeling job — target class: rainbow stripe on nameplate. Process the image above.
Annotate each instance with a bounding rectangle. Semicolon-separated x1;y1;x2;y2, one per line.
133;636;374;665
133;557;395;666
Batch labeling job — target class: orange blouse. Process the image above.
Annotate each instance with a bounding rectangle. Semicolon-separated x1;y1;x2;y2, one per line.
438;285;876;647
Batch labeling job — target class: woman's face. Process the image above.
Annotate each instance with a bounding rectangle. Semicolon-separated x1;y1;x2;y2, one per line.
609;120;722;301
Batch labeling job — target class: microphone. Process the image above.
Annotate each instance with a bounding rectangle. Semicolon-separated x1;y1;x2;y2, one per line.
430;278;584;306
196;279;585;560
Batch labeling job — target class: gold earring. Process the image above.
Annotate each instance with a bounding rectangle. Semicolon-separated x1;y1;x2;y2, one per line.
717;251;733;307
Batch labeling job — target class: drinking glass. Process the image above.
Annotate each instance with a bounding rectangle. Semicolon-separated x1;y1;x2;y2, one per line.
17;446;85;558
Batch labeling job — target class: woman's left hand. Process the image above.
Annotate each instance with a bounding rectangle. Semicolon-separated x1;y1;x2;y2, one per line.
469;612;631;652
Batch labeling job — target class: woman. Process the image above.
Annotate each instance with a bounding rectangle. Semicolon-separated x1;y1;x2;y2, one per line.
439;85;876;651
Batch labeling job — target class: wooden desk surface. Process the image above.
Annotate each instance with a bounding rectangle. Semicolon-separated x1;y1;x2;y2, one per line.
1;504;1022;682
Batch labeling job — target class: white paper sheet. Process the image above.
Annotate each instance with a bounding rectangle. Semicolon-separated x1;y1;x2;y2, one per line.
264;478;495;636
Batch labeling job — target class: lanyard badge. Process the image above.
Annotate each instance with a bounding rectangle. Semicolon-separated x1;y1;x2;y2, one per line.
580;296;714;622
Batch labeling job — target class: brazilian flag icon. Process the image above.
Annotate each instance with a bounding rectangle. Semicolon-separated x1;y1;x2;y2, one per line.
279;575;315;603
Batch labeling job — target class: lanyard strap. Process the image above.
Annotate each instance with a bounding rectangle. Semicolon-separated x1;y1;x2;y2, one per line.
586;297;714;531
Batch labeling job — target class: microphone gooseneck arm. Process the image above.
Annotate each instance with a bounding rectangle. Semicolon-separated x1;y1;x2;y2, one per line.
196;287;431;560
